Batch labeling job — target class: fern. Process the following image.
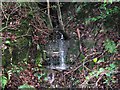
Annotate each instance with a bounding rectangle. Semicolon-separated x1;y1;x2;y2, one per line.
0;76;8;89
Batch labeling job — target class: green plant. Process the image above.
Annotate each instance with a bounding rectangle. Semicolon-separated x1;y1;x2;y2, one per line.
0;76;8;89
85;63;117;86
103;63;117;85
86;68;105;80
104;39;117;53
97;58;105;64
105;63;116;77
18;83;36;90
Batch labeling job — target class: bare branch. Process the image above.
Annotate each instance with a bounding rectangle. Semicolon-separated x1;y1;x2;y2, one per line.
47;0;53;30
64;52;101;75
56;0;64;30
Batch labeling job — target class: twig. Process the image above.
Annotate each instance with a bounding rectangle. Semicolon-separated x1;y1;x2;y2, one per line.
56;0;64;30
47;0;53;30
79;75;95;88
1;3;21;29
76;28;84;54
81;70;120;88
95;74;104;87
83;65;91;71
16;35;32;39
0;26;8;31
30;23;49;35
79;70;106;88
116;42;120;48
9;3;21;15
1;3;7;19
64;52;101;75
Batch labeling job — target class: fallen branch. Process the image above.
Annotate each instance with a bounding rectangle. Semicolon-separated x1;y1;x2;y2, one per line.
95;74;104;87
64;52;101;75
80;70;120;88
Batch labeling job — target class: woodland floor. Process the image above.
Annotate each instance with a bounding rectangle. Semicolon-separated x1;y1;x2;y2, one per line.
1;2;120;90
4;28;120;89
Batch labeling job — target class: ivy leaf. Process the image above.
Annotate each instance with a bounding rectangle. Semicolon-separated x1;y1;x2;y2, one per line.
93;58;98;63
85;76;90;80
106;73;111;77
110;63;116;69
5;40;11;45
44;77;48;81
97;58;104;63
99;68;105;73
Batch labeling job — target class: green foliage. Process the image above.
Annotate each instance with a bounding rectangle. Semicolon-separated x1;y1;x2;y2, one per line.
0;76;8;89
34;72;46;80
84;3;120;28
104;63;117;85
104;39;117;53
86;63;117;85
86;67;105;80
97;58;105;64
93;58;98;63
102;0;120;3
5;40;11;45
71;77;80;86
9;64;24;73
18;83;36;90
35;44;43;67
76;6;81;13
106;63;116;74
2;2;119;88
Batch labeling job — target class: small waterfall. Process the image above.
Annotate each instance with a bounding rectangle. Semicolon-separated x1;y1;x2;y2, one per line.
46;30;69;86
55;33;68;70
46;30;69;70
59;34;66;68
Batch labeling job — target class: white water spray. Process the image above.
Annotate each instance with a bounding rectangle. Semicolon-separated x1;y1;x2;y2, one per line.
55;33;68;70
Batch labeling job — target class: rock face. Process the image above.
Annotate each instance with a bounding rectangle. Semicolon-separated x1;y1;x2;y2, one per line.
49;28;69;40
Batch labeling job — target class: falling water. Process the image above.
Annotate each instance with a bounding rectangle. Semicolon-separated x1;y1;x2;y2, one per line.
55;33;68;70
46;31;69;87
46;31;69;70
59;34;66;67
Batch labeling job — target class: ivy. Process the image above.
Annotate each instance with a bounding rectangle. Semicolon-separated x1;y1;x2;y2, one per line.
104;39;117;53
